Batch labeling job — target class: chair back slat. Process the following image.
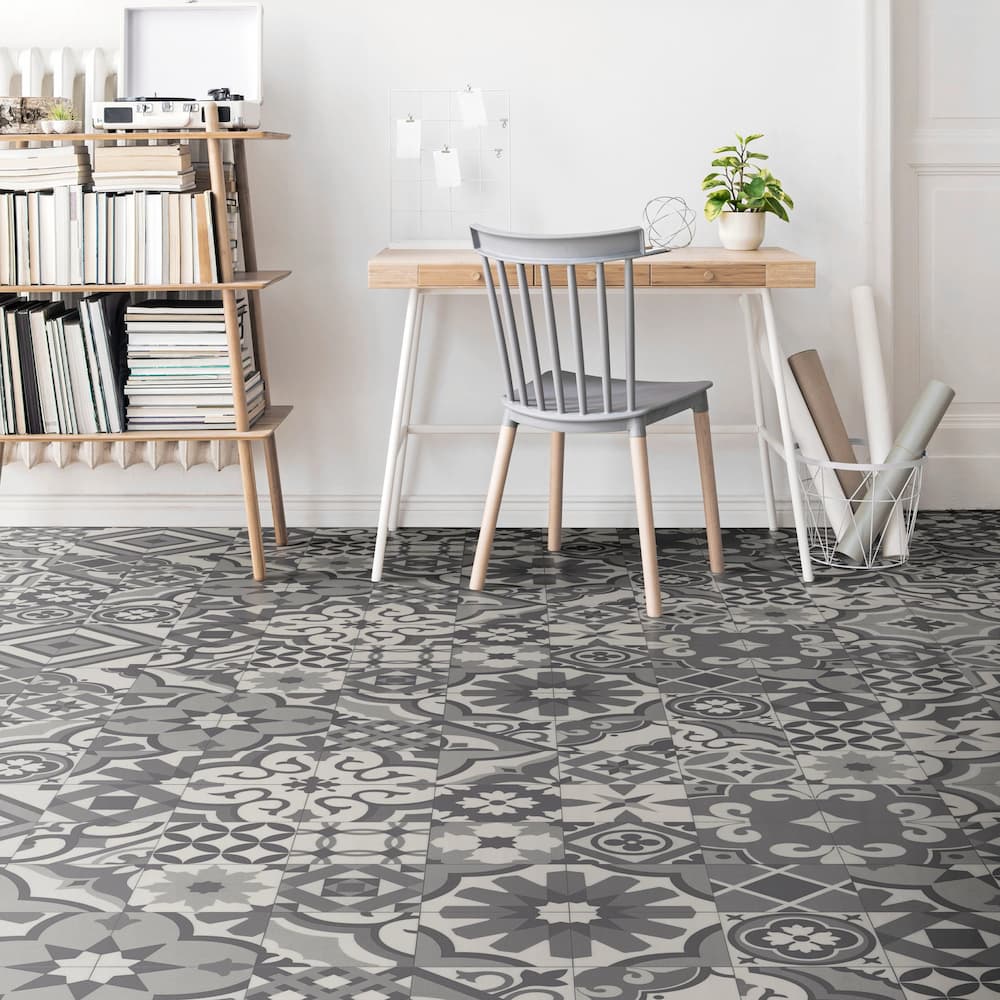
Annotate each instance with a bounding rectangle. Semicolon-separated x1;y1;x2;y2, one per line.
496;262;528;404
471;225;645;421
539;264;565;413
566;264;588;416
596;262;612;413
516;262;545;410
481;261;515;401
625;260;636;411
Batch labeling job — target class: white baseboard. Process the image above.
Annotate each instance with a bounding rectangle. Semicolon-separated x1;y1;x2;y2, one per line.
0;491;801;528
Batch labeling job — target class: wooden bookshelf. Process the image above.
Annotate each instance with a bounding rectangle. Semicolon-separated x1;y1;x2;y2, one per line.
7;130;290;143
0;405;291;443
0;270;290;294
0;110;292;580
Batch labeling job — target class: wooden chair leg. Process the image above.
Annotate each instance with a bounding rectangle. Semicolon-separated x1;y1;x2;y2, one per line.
263;435;288;546
547;431;564;552
694;409;725;574
470;424;518;591
629;433;662;618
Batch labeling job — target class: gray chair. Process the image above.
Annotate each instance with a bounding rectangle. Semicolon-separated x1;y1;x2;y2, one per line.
468;224;725;617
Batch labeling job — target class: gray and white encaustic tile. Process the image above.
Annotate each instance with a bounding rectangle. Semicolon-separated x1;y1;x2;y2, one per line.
0;518;995;992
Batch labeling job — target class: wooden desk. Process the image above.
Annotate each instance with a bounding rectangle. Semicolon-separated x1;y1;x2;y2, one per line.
368;246;817;583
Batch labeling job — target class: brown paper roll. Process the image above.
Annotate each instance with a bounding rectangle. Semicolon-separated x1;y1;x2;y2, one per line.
788;349;865;501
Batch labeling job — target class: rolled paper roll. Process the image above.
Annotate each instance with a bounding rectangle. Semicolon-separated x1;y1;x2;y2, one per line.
755;328;852;541
836;379;955;564
851;285;904;556
788;349;865;502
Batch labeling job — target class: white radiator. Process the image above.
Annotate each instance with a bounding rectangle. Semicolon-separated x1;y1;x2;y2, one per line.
1;47;241;473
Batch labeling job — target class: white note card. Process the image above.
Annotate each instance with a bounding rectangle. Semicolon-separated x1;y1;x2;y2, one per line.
433;147;462;188
395;118;421;159
457;88;488;128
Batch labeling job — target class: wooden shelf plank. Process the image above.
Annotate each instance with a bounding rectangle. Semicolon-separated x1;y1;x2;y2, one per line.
0;131;290;143
0;270;290;293
0;405;293;443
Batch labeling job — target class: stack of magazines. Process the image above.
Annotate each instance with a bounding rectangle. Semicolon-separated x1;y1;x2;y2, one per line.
92;144;195;193
124;297;264;430
0;291;128;433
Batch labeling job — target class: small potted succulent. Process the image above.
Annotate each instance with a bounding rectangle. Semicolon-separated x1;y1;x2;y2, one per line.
41;102;81;135
703;133;793;250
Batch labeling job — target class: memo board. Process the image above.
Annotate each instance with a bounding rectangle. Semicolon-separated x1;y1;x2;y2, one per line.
389;88;511;248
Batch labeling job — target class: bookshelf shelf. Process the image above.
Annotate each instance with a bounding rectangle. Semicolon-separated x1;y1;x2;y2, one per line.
0;404;292;443
0;107;291;581
5;131;291;143
0;270;291;293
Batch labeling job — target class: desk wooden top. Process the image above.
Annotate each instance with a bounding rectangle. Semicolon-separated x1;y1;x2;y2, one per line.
369;246;815;290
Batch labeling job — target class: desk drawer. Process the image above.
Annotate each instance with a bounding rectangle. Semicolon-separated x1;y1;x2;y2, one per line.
540;262;650;287
418;262;528;288
650;263;765;287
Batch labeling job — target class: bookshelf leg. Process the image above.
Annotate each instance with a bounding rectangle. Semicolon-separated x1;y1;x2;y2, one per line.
237;439;266;580
263;435;288;546
388;293;424;533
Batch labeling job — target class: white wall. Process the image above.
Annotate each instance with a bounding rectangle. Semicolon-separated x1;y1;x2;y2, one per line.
893;0;1000;508
3;0;883;527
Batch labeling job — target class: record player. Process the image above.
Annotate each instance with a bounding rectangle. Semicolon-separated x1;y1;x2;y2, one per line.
93;2;263;131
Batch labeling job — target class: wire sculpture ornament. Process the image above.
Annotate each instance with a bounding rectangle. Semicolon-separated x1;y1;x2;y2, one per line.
642;196;696;250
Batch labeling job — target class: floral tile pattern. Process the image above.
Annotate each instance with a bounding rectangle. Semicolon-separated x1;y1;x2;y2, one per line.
0;517;998;994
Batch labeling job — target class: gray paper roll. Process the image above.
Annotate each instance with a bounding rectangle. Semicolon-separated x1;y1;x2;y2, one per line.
836;380;955;563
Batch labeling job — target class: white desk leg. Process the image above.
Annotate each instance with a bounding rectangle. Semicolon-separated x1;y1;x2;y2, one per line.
372;287;421;582
759;289;814;583
740;294;779;532
388;293;425;533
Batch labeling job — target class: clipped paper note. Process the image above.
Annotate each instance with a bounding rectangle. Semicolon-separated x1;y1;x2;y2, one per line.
457;87;487;128
433;147;461;188
396;118;421;159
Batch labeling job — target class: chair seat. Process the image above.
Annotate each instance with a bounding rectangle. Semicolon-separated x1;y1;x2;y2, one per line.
505;370;712;432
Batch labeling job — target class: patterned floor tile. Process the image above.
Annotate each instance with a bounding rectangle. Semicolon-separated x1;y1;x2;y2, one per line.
872;910;1000;965
575;966;740;999
896;967;1000;999
428;821;563;864
276;863;424;913
249;966;413;1000
724;910;887;966
849;864;1000;911
709;865;861;912
735;965;905;999
412;967;573;1000
565;863;716;910
689;783;839;865
433;782;562;823
291;824;430;864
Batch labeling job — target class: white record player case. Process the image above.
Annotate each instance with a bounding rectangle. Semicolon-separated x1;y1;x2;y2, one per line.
94;2;263;129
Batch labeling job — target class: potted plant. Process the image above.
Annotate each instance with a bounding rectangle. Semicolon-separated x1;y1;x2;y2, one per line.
703;133;793;250
41;102;80;135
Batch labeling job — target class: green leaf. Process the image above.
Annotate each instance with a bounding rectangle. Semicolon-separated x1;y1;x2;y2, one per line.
704;200;727;221
744;132;764;143
748;152;769;160
702;179;727;192
735;133;745;145
711;156;742;169
745;176;766;198
765;197;789;222
781;192;794;208
702;171;721;183
713;145;738;154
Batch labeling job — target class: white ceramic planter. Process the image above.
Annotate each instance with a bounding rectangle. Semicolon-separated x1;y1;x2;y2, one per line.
718;211;766;251
50;120;81;134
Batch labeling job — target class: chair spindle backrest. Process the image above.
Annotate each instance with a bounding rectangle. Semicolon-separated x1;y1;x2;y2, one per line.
471;225;646;418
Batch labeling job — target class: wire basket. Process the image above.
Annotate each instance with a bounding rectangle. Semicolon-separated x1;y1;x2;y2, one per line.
796;439;926;569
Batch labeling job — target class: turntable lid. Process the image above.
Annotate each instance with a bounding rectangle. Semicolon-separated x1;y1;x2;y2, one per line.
122;3;263;104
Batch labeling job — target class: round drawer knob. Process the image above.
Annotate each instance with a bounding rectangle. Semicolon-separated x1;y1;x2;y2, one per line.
703;270;715;281
472;270;483;282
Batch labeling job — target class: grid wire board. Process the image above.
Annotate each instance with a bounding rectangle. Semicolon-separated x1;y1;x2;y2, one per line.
389;88;510;247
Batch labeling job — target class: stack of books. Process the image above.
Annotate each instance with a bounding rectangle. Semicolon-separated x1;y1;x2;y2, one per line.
0;189;220;285
0;292;128;434
124;297;265;430
0;144;92;192
92;144;195;193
